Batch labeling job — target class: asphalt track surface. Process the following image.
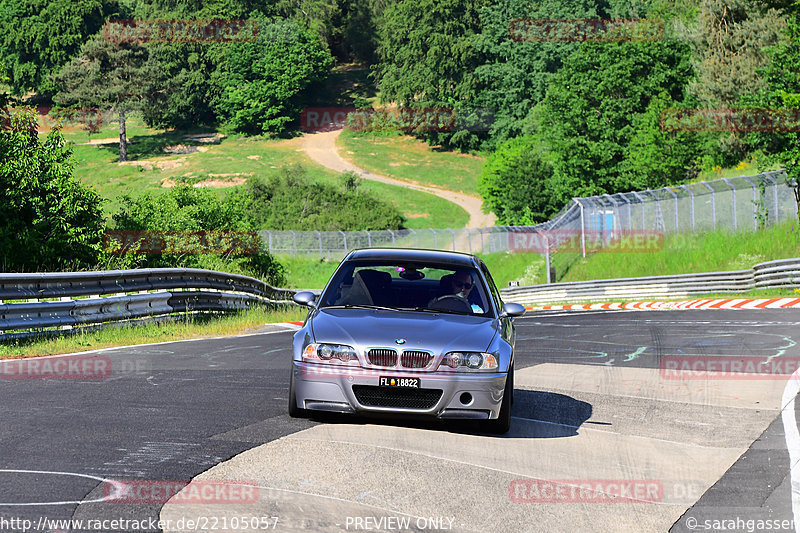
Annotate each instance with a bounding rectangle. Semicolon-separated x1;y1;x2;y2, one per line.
1;310;800;532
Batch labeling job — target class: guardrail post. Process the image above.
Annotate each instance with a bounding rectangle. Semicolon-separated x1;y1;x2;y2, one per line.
430;228;437;249
679;185;695;231
365;229;372;247
721;178;737;231
292;231;297;258
267;230;272;254
480;228;485;253
340;230;347;253
388;229;396;247
701;181;716;230
448;228;456;250
467;228;473;253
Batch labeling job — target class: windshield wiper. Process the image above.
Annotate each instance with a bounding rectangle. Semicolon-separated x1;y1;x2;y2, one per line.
323;304;399;312
408;306;473;315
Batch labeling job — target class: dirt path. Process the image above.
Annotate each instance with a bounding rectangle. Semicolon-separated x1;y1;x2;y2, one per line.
301;129;496;228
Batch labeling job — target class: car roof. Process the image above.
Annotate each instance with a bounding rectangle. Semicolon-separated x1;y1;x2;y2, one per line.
344;248;480;268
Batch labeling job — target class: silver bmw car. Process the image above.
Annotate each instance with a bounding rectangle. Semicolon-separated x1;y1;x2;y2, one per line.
288;248;525;433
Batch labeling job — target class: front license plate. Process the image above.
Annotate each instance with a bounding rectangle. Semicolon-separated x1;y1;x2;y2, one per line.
379;376;420;388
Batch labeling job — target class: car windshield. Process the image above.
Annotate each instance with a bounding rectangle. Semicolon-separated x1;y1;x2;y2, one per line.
318;261;494;317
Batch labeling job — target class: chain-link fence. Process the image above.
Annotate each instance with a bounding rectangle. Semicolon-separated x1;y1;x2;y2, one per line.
261;170;798;282
505;170;797;281
258;227;513;260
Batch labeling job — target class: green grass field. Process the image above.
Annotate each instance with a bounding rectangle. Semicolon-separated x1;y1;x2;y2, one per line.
337;129;485;195
60;117;341;216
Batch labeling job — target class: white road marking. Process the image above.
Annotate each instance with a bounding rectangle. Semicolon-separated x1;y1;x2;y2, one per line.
781;368;800;533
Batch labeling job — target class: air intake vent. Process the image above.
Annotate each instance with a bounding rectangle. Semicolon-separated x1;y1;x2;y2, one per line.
401;350;433;369
367;348;397;367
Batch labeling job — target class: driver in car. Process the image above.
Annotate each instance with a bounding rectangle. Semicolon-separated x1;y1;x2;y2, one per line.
428;270;484;313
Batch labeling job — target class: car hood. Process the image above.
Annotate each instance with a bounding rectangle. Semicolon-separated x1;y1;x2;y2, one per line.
310;308;498;354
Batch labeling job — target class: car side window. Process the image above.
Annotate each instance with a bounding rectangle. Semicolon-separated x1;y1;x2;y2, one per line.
480;262;502;314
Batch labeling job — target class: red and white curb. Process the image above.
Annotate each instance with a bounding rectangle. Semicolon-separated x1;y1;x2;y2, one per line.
278;321;304;330
526;298;800;311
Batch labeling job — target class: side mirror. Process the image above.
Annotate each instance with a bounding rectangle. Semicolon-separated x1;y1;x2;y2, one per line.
500;302;526;318
292;291;317;307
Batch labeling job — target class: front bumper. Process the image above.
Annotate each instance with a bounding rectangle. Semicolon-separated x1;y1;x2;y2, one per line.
291;361;507;419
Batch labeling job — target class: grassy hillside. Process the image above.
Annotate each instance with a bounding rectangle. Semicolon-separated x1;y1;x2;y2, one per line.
560;219;800;282
337;129;485;195
53;115;468;227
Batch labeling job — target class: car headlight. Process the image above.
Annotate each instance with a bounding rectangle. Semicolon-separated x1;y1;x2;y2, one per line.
439;351;499;371
303;343;359;364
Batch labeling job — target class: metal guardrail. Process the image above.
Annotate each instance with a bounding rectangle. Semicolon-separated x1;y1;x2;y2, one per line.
499;257;800;304
4;257;798;340
0;268;304;340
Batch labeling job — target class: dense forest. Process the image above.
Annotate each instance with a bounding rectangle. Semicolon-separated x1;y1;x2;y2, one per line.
1;0;799;273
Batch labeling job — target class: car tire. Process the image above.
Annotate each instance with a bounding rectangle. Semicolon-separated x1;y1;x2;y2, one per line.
288;370;308;418
486;367;512;434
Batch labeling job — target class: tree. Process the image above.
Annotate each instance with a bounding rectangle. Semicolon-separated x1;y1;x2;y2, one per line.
741;2;800;218
373;0;489;150
537;40;695;199
689;0;788;107
620;92;710;189
54;34;164;162
0;108;105;271
211;17;334;135
478;135;560;224
374;0;487;104
133;0;275;130
471;0;604;146
0;0;118;97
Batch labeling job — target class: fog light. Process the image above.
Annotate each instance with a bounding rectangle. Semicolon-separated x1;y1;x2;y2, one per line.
460;392;473;405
